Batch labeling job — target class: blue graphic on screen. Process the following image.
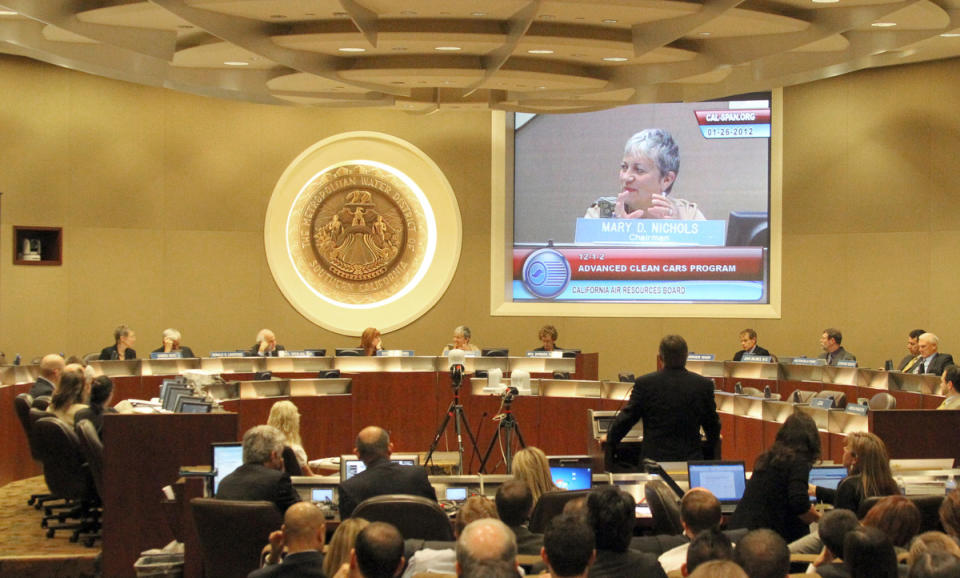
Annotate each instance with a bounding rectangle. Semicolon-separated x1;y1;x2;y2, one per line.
809;466;848;502
550;466;592;491
212;444;243;494
522;248;571;299
687;463;746;502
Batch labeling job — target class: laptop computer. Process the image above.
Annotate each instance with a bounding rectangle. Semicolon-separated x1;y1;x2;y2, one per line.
808;465;848;503
687;461;747;514
550;466;592;491
211;442;243;495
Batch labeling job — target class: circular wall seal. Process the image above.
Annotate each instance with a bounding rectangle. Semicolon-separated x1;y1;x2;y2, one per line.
265;133;461;336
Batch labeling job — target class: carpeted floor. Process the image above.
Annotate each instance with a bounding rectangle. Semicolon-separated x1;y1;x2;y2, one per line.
0;476;99;577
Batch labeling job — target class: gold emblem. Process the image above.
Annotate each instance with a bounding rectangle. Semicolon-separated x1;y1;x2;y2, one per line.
287;163;429;304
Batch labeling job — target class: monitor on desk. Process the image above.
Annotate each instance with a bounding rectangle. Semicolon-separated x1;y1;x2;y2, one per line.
177;397;212;413
481;348;509;357
809;465;848;503
687;461;747;510
335;348;365;357
211;442;243;494
162;385;193;412
550;466;592;491
311;488;335;503
339;454;421;482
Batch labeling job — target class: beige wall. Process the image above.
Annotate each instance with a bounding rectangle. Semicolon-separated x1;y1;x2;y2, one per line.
2;54;959;377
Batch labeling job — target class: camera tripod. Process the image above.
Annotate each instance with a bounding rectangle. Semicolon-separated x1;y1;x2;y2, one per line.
479;388;526;474
425;366;482;475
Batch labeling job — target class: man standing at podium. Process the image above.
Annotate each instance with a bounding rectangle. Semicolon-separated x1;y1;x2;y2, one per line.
605;335;720;463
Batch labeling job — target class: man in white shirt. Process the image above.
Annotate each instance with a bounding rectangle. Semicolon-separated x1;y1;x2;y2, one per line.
914;332;954;376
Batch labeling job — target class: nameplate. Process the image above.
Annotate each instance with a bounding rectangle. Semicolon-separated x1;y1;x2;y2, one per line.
688;353;716;361
210;351;245;358
150;352;183;360
284;350;313;357
377;350;414;357
443;350;479;357
574;218;726;246
741;354;773;363
810;398;834;409
845;404;869;416
792;357;825;367
837;360;858;368
527;351;563;358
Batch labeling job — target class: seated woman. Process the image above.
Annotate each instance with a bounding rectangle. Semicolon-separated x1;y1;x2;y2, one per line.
49;367;89;426
99;324;137;360
323;517;369;577
360;327;382;356
811;431;899;513
75;375;116;438
151;328;196;358
728;412;821;543
862;495;922;552
512;446;558;509
267;400;315;476
585;128;705;221
441;325;480;354
534;325;562;352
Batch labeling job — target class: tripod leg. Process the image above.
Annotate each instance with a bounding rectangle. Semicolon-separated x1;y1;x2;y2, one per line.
457;409;483;471
425;401;455;466
478;422;503;474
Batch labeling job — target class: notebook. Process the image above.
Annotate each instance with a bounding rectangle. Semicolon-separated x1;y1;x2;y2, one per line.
687;461;747;513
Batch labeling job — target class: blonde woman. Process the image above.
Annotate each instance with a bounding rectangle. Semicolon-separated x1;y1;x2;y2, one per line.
511;447;558;507
267;400;315;475
324;517;369;578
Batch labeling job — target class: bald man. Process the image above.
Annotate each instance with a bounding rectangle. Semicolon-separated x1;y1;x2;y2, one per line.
456;518;518;577
29;354;64;399
251;502;327;577
337;426;437;519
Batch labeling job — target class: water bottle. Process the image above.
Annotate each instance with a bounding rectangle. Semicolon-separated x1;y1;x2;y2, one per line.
14;354;20;366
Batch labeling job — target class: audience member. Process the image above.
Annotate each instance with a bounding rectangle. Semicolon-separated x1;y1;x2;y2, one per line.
811;431;899;513
335;522;405;578
908;551;960;578
325;518;370;578
908;531;960;567
29;353;64;399
940;488;960;539
687;560;748;578
402;495;498;578
268;400;315;475
48;365;89;426
443;326;480;354
733;529;790;578
899;329;927;372
938;366;960;410
684;529;734;576
843;526;898;578
812;508;860;578
360;328;382;356
151;328;196;358
862;494;922;550
915;333;954;375
455;518;518;577
729;412;821;542
659;488;723;573
733;328;771;361
819;328;856;366
249;329;284;357
541;513;595;578
216;425;300;513
586;485;666;578
495;479;543;555
338;426;436;519
251;502;327;577
511;447;558;508
535;325;561;352
74;375;116;438
99;324;137;360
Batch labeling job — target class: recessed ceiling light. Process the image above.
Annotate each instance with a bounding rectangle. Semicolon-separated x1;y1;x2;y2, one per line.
224;61;249;66
940;32;960;37
471;12;487;17
0;10;19;15
177;24;194;29
536;86;547;90
811;0;839;3
528;49;554;54
434;46;462;51
400;10;417;16
333;11;348;17
872;22;896;27
270;14;287;19
392;47;408;51
338;47;366;53
391;81;405;85
540;14;556;20
699;32;712;36
602;19;618;24
602;56;628;62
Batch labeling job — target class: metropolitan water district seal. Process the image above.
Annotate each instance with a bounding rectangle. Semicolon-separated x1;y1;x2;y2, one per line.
288;163;428;305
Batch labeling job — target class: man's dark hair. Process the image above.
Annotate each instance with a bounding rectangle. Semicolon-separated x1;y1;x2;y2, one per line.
88;375;114;407
544;513;595;577
495;479;533;527
819;508;860;558
909;551;960;578
686;528;733;574
824;328;843;344
681;489;722;534
944;366;960;393
659;334;688;369
586;486;635;553
910;329;927;340
355;521;404;578
733;529;789;578
844;526;898;578
740;329;758;340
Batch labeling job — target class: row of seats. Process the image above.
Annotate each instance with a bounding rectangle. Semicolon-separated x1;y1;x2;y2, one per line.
731;386;897;410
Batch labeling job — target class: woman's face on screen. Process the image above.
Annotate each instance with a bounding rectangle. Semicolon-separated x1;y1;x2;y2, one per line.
619;153;675;210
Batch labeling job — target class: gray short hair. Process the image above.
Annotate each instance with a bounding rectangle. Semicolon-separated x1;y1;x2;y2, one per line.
455;326;472;341
114;324;132;343
162;328;182;343
921;332;940;347
457;518;517;576
624;129;680;192
256;328;274;343
242;425;286;465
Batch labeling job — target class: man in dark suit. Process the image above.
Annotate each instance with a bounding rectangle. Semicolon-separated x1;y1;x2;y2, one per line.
606;334;721;463
251;502;327;577
733;328;771;361
897;328;926;372
248;328;285;357
585;486;667;578
338;426;437;519
818;328;856;366
29;353;64;399
495;480;543;555
216;425;300;514
915;332;954;376
150;328;196;358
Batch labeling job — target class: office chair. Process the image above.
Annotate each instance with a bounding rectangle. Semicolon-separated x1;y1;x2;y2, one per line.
351;494;454;541
191;498;284;578
13;394;58;509
791;389;817;404
644;479;684;535
528;489;592;533
813;390;848;409
868;392;897;410
82;352;100;364
75;419;104;547
281;446;302;476
32;395;51;410
858;494;944;533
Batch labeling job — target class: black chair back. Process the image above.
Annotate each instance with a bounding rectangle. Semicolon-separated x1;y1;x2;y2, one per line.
528;489;592;533
282;446;302;476
76;419;105;498
644;479;684;535
858;494;944;534
191;498;283;578
32;417;97;502
352;494;454;541
14;394;40;460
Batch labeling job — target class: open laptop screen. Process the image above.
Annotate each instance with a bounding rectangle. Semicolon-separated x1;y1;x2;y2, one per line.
687;461;747;504
550;466;592;491
211;442;243;494
809;465;848;502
